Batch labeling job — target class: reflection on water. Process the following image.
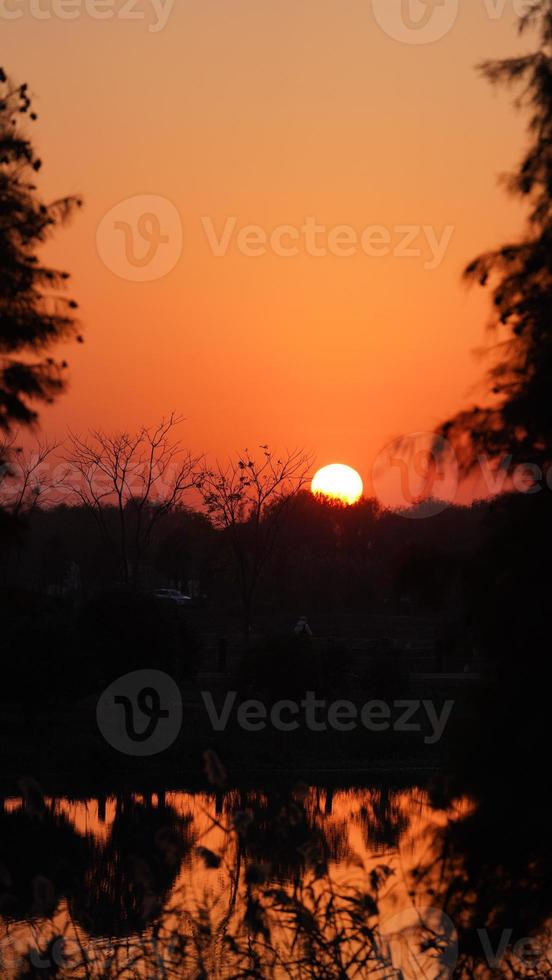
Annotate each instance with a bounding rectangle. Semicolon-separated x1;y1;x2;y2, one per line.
0;783;548;978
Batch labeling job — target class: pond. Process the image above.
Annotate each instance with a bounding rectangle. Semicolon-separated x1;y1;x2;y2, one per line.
1;778;547;978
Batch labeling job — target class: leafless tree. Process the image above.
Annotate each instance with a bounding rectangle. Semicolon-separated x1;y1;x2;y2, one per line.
197;446;313;638
0;433;63;518
62;414;201;588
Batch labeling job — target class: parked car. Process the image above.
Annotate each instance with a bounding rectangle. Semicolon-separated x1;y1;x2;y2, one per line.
151;589;193;606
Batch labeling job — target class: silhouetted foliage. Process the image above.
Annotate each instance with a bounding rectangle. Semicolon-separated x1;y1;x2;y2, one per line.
198;447;312;637
62;416;199;588
0;491;490;622
0;797;90;921
359;637;409;700
440;5;552;472
0;589;76;703
71;798;193;939
0;68;82;432
76;589;201;690
427;20;552;956
235;633;350;701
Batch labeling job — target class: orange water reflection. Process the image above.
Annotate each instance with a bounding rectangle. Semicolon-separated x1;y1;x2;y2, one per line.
0;785;479;978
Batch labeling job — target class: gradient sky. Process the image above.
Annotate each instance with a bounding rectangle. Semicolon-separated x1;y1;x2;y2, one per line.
5;0;533;492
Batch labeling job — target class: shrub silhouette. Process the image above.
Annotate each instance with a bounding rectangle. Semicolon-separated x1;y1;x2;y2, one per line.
235;633;349;701
75;590;201;692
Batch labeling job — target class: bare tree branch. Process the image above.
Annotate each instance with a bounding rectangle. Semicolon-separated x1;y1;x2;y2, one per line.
0;432;63;518
61;414;202;588
197;447;313;638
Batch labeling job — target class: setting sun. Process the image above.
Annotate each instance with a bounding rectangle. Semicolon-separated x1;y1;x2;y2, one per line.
311;463;363;505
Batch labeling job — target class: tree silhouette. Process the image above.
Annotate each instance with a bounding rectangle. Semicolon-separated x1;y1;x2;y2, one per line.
0;434;62;581
0;67;82;433
440;4;552;472
0;434;62;518
197;447;312;638
63;414;200;588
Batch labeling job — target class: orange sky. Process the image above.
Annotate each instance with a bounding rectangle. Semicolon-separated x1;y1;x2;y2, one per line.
5;0;532;493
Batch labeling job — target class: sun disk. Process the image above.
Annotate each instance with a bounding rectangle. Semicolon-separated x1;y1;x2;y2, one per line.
311;463;363;505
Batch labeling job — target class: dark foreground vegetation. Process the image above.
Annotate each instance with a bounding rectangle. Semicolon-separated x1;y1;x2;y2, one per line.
0;487;490;771
0;487;488;626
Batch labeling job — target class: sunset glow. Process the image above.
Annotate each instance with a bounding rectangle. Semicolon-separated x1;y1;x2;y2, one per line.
2;3;527;484
311;463;363;505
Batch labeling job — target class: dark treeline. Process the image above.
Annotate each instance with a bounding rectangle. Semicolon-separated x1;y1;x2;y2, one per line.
0;486;498;746
1;491;491;620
